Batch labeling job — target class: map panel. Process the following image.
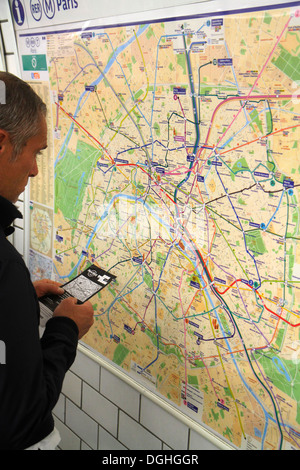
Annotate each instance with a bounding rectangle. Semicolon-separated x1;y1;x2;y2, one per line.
25;3;300;449
30;202;53;258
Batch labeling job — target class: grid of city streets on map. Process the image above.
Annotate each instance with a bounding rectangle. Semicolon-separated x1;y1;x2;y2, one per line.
27;3;300;449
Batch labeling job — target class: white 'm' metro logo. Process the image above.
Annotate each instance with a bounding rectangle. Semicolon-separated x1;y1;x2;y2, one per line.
43;0;55;19
0;341;6;365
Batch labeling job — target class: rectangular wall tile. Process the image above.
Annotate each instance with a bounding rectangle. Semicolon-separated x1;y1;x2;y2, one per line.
65;399;98;449
70;349;100;390
98;426;127;451
100;368;140;420
62;371;82;407
140;395;189;449
54;417;81;450
118;411;162;450
189;428;220;450
82;382;118;437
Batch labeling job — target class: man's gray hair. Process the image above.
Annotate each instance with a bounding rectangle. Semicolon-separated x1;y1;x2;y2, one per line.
0;71;47;159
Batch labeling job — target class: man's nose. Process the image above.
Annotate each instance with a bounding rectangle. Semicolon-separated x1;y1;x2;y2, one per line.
29;159;39;178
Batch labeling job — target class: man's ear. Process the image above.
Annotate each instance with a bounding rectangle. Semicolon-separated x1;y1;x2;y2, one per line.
0;129;10;153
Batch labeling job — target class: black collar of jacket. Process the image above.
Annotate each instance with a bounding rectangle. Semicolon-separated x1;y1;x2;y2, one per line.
0;195;23;237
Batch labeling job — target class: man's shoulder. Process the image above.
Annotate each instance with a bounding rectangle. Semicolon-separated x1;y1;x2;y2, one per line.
0;235;28;284
0;231;22;261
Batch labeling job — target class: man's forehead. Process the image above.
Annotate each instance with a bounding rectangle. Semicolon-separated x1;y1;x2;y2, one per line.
31;117;48;147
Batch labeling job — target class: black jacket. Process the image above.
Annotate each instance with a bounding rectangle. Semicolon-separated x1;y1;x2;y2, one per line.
0;195;79;449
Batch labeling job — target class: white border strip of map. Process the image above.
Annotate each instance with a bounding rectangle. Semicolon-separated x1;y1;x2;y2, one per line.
15;0;299;35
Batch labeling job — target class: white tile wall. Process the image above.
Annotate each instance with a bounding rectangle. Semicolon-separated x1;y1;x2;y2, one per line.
53;349;222;451
140;395;189;449
100;367;140;420
66;398;99;449
98;426;126;450
82;382;118;437
118;411;162;450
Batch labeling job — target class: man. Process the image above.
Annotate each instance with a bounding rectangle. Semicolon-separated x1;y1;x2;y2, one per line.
0;71;94;449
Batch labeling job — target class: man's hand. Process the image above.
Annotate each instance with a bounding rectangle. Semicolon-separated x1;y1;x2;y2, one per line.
53;296;94;339
33;279;64;298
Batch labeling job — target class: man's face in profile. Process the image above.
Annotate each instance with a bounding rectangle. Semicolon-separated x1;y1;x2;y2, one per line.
0;116;48;202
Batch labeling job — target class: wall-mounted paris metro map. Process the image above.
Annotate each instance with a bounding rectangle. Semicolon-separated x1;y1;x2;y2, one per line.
20;1;300;449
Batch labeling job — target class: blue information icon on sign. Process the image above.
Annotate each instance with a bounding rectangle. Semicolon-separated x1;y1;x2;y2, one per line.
12;0;25;26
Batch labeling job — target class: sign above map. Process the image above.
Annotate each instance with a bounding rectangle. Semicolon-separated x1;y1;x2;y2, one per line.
14;0;300;450
10;0;214;29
